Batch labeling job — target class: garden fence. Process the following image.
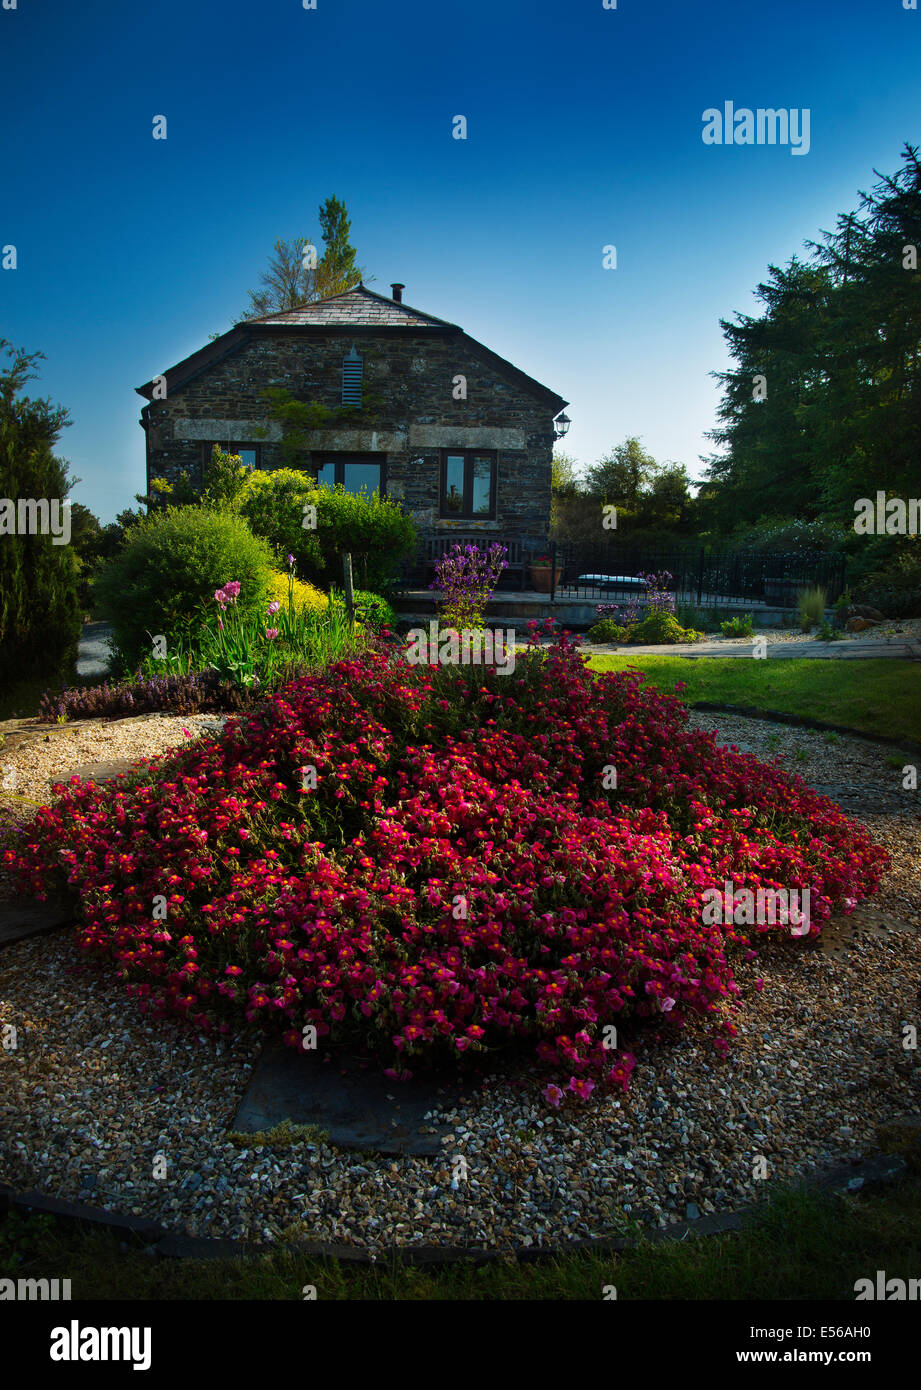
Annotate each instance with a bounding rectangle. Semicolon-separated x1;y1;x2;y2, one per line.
399;537;848;608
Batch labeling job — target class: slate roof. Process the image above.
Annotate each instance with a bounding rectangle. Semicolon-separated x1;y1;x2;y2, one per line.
137;284;566;409
241;283;459;330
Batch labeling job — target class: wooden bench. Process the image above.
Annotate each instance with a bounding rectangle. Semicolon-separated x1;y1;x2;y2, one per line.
404;536;540;590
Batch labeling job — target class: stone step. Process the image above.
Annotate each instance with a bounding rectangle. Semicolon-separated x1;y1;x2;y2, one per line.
59;758;141;785
0;896;74;949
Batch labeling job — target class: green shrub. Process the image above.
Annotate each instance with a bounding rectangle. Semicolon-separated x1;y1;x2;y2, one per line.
95;506;274;672
628;611;703;644
816;618;842;642
721;613;755;638
351;590;397;632
853;542;921;617
833;588;852;628
675;603;705;630
733;518;847;556
798;585;826;630
585;619;628;644
238;468;323;574
240;469;417;595
311;484;417;593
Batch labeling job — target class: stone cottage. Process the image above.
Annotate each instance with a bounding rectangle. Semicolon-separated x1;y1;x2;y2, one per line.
136;284;568;548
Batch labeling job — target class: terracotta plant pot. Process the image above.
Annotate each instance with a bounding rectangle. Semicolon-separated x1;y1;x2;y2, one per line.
530;565;561;593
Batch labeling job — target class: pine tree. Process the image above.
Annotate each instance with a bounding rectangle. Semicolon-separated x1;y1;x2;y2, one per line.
244;197;366;317
702;146;921;533
316;196;362;297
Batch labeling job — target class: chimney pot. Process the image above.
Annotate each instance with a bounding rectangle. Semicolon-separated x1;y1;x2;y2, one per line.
391;282;405;303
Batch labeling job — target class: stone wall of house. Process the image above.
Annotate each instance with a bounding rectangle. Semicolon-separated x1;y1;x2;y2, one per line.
143;330;556;540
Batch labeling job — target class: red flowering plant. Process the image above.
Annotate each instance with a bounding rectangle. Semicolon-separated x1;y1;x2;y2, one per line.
4;620;888;1102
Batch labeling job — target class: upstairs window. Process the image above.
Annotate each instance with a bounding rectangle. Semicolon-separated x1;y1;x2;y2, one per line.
342;344;363;406
203;443;260;470
439;450;496;519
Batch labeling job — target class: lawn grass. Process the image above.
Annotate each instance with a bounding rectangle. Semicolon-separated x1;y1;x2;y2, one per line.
3;1175;920;1299
585;655;921;745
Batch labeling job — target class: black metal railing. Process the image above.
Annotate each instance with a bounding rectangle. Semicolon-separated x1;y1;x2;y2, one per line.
396;537;848;607
548;545;847;606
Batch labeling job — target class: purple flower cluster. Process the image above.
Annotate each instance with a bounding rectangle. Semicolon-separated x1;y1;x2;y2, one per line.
595;571;676;627
428;543;508;629
637;570;676;614
37;671;252;723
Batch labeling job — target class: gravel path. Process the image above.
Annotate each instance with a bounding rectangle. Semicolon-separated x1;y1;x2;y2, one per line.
75;622;114;680
1;711;918;1253
0;713;228;807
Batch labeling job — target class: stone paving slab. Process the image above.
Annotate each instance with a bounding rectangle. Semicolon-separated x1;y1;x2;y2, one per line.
584;639;921;660
816;904;914;957
232;1038;461;1156
60;758;142;784
0;896;75;949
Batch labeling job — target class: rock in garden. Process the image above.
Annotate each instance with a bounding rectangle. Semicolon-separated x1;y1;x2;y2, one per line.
848;604;886;622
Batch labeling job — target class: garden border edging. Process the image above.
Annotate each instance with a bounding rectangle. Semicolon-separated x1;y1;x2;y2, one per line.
0;1152;908;1268
688;701;921;756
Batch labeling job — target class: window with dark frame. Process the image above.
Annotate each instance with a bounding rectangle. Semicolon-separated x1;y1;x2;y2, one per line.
439;450;496;519
314;454;385;498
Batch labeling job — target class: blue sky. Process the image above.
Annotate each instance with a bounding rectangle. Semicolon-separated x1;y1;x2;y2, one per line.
1;0;919;521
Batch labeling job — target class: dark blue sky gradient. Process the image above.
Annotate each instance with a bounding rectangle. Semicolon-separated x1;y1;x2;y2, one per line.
1;0;918;519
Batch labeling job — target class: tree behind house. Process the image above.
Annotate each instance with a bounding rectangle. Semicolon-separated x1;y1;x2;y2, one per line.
245;195;366;317
0;341;81;677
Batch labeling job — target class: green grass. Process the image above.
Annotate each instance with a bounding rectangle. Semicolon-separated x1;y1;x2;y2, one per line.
585;654;921;744
2;1176;920;1299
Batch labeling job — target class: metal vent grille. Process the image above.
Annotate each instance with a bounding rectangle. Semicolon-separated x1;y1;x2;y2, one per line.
342;344;363;405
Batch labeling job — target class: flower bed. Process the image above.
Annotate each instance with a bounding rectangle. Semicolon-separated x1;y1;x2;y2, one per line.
586;572;703;645
4;625;888;1101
